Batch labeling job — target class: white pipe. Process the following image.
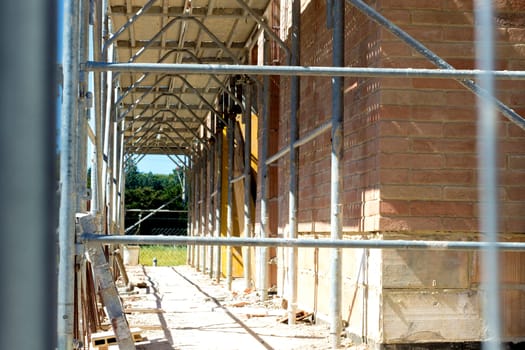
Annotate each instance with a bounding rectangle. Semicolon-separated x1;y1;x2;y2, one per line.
475;1;501;349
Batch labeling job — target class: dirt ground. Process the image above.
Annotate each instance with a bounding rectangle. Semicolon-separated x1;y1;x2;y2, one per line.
94;265;358;349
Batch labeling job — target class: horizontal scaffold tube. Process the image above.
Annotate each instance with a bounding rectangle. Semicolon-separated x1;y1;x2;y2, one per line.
85;62;525;80
81;234;525;251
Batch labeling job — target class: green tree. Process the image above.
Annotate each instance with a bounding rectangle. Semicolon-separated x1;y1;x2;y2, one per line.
124;160;186;211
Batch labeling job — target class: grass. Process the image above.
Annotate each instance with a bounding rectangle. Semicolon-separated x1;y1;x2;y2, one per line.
139;245;187;266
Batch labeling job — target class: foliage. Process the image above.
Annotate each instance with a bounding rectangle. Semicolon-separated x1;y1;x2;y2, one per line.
124;160;186;211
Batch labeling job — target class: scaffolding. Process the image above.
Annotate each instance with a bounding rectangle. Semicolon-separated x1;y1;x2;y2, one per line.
2;0;524;349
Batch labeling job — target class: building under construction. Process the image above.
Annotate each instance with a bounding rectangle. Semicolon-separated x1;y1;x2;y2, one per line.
2;0;525;349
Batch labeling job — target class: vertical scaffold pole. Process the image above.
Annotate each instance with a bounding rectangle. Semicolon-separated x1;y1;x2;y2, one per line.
243;80;254;290
226;114;235;290
209;137;215;279
0;1;56;349
330;0;344;347
215;128;223;283
193;152;202;270
288;0;300;325
258;33;271;301
58;0;81;348
189;154;197;266
202;149;208;274
475;1;501;349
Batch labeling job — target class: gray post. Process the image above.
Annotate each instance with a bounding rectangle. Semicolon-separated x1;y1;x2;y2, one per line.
58;0;81;348
243;81;253;290
226;114;235;290
0;1;57;350
215;128;223;283
330;0;344;347
288;0;300;325
195;154;202;270
475;1;501;349
258;34;271;301
209;138;215;279
202;149;208;274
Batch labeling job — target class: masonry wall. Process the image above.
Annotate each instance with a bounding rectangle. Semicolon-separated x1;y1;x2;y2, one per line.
268;0;525;346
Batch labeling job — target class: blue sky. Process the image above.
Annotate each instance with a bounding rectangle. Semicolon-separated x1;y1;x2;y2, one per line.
137;155;177;175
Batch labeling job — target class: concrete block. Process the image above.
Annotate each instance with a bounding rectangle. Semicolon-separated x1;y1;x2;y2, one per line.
383;250;470;289
383;290;482;343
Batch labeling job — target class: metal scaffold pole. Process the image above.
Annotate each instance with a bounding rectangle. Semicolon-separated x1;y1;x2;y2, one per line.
330;0;344;346
258;33;271;301
288;0;300;326
0;1;57;349
243;81;254;290
475;1;501;349
209;138;215;279
226;114;235;290
58;0;81;348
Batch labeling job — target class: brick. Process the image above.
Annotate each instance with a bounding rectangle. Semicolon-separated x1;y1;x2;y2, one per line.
379;137;410;153
442;122;477;138
504;217;525;233
501;290;525;338
419;106;475;121
442;217;478;231
509;155;525;169
381;0;443;10
411;169;474;185
411;138;476;153
380;168;409;184
443;186;478;201
445;154;478;168
445;90;477;106
379;216;443;231
381;185;442;200
379;9;412;24
380;200;410;216
411;10;471;26
443;26;475;41
412;78;464;90
443;0;473;10
506;187;525;201
381;152;445;169
379;120;443;137
409;201;475;217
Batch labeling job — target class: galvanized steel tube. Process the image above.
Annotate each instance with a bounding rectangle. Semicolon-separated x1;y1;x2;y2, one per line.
475;1;501;349
58;0;81;348
82;234;525;251
288;0;301;325
226;115;235;290
243;82;253;290
85;61;525;80
215;128;223;283
258;34;271;301
330;0;344;346
209;139;215;279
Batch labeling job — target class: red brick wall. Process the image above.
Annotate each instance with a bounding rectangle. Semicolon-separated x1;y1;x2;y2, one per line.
377;0;525;233
277;0;384;234
273;0;525;236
